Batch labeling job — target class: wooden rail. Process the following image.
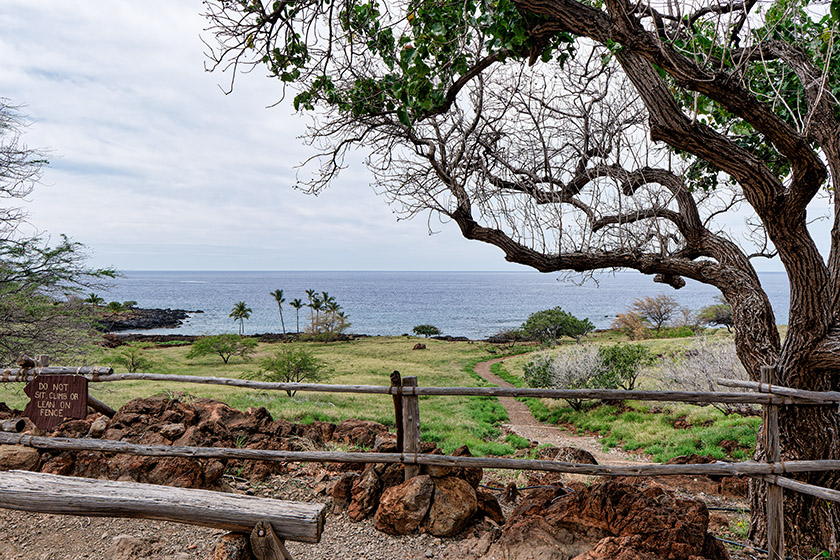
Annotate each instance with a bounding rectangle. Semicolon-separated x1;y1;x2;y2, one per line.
2;369;832;405
4;431;840;477
0;470;326;543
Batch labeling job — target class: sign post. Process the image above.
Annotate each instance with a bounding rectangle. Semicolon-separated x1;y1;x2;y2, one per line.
23;375;88;431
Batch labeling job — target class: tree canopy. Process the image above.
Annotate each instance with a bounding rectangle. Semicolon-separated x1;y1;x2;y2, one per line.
204;0;840;551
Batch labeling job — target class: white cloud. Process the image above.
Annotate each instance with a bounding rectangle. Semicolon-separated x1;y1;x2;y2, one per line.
0;0;514;271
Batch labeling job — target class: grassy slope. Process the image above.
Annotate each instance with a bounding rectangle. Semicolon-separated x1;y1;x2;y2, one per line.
493;330;764;462
0;337;520;456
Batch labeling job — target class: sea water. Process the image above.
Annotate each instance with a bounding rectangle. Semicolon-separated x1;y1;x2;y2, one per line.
99;270;790;339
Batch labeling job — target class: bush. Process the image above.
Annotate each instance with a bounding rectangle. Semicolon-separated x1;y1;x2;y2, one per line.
246;347;331;396
597;343;655;391
412;324;441;337
659;338;756;415
110;342;158;373
186;334;257;364
525;347;613;410
611;312;648;340
698;297;733;332
521;307;594;345
629;294;679;330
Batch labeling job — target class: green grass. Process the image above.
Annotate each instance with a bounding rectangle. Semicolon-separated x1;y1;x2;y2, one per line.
493;342;761;463
0;336;520;456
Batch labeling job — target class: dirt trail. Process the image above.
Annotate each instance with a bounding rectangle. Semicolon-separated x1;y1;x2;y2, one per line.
475;356;645;465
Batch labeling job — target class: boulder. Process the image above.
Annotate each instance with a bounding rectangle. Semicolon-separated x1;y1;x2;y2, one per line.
374;475;435;534
327;472;358;513
413;343;427;350
0;445;40;471
104;535;154;560
427;476;478;537
205;533;251;560
332;419;388;448
348;463;383;520
483;480;728;560
476;488;506;525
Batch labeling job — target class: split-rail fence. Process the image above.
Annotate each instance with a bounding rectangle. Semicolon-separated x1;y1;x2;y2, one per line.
1;361;839;559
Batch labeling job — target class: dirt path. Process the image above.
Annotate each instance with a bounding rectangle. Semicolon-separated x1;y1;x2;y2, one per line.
475;356;645;465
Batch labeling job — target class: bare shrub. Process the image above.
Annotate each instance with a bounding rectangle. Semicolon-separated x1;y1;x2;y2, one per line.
660;338;757;415
630;294;679;330
611;312;648;340
525;347;610;410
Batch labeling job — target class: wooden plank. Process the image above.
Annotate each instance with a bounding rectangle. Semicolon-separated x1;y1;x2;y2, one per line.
251;520;294;560
390;370;403;453
761;366;785;560
717;377;840;403
760;474;840;504
5;432;840;477
0;470;325;543
1;419;25;433
87;394;117;418
3;372;811;404
402;376;420;480
1;366;113;380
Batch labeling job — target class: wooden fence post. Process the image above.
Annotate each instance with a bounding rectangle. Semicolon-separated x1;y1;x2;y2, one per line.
402;376;421;480
390;371;403;453
761;365;785;559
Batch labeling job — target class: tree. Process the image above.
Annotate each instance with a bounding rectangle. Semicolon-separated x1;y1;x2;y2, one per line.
270;289;287;334
289;298;304;333
629;295;679;331
521;307;594;345
110;342;158;373
0;100;114;366
229;301;252;335
597;343;655;391
84;293;105;307
245;347;331;396
186;334;257;364
699;297;734;333
412;324;441;338
204;0;840;550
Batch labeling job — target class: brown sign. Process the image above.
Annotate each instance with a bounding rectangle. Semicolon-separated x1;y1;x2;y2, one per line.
23;375;88;430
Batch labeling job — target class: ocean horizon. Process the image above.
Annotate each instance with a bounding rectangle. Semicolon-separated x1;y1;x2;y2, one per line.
100;270;791;339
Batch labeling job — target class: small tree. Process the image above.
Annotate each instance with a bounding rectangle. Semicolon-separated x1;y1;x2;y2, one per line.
246;347;331;397
629;295;679;331
412;324;441;338
186;334;257;364
229;301;252;335
611;312;649;340
110;342;157;373
597;343;655;391
525;347;613;411
84;293;104;307
698;297;734;333
521;307;594;345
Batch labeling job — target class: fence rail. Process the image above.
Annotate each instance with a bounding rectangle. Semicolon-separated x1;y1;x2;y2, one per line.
3;363;840;559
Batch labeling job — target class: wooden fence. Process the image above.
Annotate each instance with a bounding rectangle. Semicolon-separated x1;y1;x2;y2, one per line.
2;363;840;559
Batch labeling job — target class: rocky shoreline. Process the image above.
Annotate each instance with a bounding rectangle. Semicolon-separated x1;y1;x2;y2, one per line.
96;308;203;332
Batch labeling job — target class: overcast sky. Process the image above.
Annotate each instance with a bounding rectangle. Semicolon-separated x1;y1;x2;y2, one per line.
0;1;523;271
1;2;821;273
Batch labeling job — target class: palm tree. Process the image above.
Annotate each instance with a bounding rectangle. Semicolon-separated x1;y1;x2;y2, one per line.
309;295;324;332
229;301;252;335
289;298;304;333
84;293;105;307
270;289;286;335
305;288;317;324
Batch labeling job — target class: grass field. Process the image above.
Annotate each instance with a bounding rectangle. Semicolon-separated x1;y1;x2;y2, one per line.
0;329;766;461
0;336;519;456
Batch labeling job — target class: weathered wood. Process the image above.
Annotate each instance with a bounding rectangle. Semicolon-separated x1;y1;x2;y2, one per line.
5;432;840;477
23;375;89;430
1;419;25;433
251;520;293;560
0;366;113;380
717;377;840;403
0;470;325;543
760;474;840;504
35;355;49;367
402;376;421;480
390;370;403;453
86;393;116;418
761;366;785;559
3;371;817;405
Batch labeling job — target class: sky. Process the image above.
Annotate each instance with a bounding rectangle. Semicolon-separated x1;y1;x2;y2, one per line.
0;1;520;271
0;2;820;273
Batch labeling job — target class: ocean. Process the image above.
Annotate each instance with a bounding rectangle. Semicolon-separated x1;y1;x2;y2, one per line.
99;270;791;339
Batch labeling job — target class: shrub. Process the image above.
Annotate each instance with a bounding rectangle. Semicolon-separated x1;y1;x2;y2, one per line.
521;307;594;345
110;342;157;373
246;347;331;396
525;347;614;410
660;338;756;415
106;301;124;312
629;294;679;330
412;324;441;337
186;334;258;364
596;343;655;391
523;353;553;388
611;312;648;340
